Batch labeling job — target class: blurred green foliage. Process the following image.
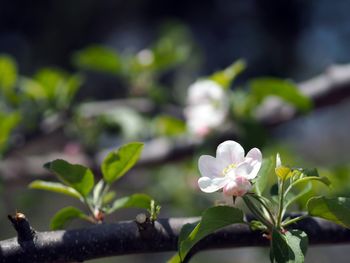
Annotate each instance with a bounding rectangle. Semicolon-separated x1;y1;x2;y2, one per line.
73;46;121;74
0;54;83;155
73;22;197;101
19;68;83;112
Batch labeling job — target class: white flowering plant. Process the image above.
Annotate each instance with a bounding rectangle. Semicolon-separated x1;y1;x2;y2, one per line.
170;140;350;263
184;60;245;137
183;59;313;144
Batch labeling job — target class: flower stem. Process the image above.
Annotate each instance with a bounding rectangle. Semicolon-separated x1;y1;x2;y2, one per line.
242;195;273;229
282;214;308;228
249;194;276;226
277;179;286;228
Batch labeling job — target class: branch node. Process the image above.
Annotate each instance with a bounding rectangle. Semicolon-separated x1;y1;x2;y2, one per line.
135;213;156;239
8;212;36;243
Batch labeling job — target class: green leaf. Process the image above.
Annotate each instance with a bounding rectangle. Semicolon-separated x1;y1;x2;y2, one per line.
102;107;147;140
292;176;331;188
307;196;350;228
101;142;144;184
285;182;312;209
167;223;198;263
210;59;246;88
102;191;116;205
254;157;274;195
0;111;20;153
50;206;90;230
151;23;193;71
29;180;83;200
20;69;82;110
44;159;94;197
299;168;319;177
154;115;186;137
179;206;244;260
167;253;182;263
271;229;308;263
34;68;66;100
19;77;47;100
107;193;152;214
72;45;121;74
250;78;312;112
0;55;17;93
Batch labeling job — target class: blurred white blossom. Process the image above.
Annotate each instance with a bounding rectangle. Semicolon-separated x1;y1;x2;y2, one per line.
137;49;154;66
184;79;228;137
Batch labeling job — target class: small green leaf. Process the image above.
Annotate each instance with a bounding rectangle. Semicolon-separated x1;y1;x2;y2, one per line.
168;223;198;263
307;196;350;228
29;180;82;200
50;206;90;230
292;175;331;188
271;229;308;263
0;55;17;92
250;78;312;112
19;77;47;100
254;157;274;195
284;182;312;209
0;111;20;153
107;193;152;214
101;142;144;184
44;159;94;197
34;68;66;100
72;45;121;74
167;253;182;263
154;115;186;137
179;206;244;260
299;168;319;177
210;59;246;88
102;191;116;205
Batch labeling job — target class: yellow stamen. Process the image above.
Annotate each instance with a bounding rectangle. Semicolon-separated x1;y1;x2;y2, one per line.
222;163;237;176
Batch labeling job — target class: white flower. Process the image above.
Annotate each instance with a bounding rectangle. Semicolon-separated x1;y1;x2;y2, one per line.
198;140;262;196
187;79;225;105
185;104;226;137
184;79;228;136
137;49;154;66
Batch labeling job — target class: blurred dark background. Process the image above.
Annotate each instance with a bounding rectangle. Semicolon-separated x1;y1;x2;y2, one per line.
2;0;350;80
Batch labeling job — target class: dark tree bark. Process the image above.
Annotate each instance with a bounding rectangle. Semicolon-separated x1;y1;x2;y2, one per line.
1;214;350;262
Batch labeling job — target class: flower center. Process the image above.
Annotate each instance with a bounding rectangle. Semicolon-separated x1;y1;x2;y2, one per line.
222;163;237;176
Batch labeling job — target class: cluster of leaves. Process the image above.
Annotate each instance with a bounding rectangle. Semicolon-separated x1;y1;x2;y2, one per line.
0;54;82;154
171;155;350;263
73;23;195;98
70;23;196;149
229;76;312;148
29;142;160;229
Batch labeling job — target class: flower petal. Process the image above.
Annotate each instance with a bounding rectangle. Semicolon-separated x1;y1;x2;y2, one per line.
276;153;282;167
244;148;262;179
235;162;252;178
223;176;251;196
198;177;228;193
198;155;223;178
216;140;245;166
